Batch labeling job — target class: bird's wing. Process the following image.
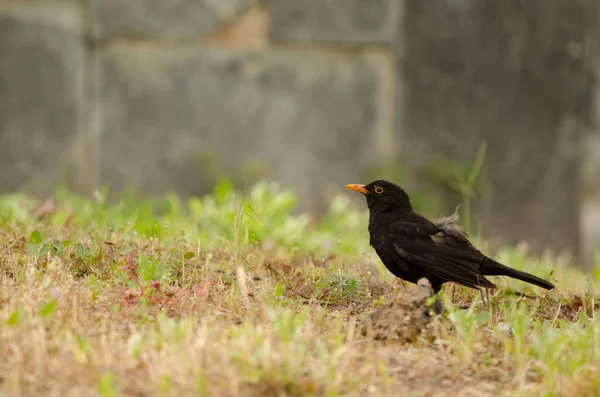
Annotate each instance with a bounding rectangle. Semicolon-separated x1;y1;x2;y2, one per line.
387;217;496;289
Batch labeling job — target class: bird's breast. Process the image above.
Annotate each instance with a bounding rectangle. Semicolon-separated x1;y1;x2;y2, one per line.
368;230;385;250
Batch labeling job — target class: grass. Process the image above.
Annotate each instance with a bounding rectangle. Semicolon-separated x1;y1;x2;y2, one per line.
0;180;599;396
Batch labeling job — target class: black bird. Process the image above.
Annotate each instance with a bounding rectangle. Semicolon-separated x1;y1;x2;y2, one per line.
346;180;555;293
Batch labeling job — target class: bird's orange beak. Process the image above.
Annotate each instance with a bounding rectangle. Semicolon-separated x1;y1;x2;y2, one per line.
346;184;368;194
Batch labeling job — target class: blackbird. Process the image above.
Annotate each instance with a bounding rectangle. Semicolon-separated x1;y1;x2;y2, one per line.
346;180;555;293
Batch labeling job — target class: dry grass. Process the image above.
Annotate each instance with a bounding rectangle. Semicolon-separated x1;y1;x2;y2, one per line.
1;182;599;397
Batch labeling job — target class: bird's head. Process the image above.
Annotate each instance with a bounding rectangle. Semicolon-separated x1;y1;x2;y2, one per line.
346;180;412;213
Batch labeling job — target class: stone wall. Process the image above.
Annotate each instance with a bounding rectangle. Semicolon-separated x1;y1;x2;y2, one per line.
1;0;598;264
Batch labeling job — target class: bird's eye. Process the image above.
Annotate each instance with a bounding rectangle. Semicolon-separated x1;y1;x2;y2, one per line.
374;186;384;194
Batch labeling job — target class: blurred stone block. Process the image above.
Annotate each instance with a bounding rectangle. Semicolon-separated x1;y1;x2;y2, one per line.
399;0;590;257
0;2;85;195
581;132;600;267
268;0;397;44
91;0;256;39
97;45;385;210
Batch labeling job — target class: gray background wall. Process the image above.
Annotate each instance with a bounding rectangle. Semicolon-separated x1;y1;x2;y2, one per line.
1;0;599;266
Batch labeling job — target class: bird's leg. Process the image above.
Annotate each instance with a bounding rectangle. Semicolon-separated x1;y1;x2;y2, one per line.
478;287;490;310
477;287;485;306
475;275;490;310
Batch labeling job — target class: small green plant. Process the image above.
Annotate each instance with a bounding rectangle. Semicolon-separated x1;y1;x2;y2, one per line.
6;309;26;326
498;298;535;384
427;142;488;235
444;296;490;363
137;253;166;285
97;372;120;397
39;300;57;317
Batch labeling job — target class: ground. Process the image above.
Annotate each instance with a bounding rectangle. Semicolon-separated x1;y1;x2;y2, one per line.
0;181;599;396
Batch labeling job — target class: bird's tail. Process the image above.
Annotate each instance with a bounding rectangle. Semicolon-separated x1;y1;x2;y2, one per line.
480;257;555;290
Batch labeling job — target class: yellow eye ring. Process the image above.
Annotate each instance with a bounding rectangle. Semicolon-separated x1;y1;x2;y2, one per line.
374;186;384;194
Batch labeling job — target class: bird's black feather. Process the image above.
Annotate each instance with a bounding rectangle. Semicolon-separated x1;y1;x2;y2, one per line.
348;180;555;293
